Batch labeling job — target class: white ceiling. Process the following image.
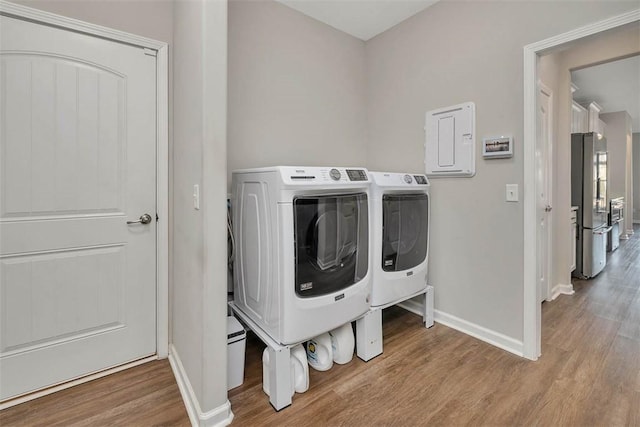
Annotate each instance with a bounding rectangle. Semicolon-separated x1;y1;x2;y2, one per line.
572;55;640;131
275;0;439;41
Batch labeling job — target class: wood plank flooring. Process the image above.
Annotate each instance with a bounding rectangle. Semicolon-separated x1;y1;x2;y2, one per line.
1;224;638;426
0;359;190;426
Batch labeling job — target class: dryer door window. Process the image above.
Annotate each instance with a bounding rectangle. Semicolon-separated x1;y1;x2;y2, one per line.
382;193;429;272
294;193;369;298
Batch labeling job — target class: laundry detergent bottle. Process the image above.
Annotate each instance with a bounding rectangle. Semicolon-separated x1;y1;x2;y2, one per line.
329;322;355;364
306;333;333;371
291;344;309;393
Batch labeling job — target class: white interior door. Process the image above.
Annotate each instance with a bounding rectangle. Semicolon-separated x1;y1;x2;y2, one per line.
536;82;553;303
0;16;157;400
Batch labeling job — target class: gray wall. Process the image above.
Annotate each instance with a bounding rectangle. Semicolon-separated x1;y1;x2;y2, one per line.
173;0;229;419
365;0;639;342
227;0;368;187
634;133;640;222
172;0;205;411
601;111;632;199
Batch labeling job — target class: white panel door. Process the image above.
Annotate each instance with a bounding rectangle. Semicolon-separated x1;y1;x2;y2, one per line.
537;83;553;303
0;16;157;400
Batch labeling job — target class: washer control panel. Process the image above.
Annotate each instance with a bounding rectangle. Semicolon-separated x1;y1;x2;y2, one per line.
413;175;428;185
346;169;368;181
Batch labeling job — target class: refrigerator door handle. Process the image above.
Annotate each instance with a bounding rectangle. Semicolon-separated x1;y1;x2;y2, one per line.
594;226;613;235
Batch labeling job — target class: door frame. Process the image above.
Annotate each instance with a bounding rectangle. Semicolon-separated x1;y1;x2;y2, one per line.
0;0;169;358
522;9;640;360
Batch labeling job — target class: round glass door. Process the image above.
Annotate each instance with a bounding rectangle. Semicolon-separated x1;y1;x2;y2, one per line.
382;193;429;272
293;193;368;298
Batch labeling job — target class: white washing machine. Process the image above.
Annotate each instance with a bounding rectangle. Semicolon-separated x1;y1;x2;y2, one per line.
232;166;372;345
369;171;430;307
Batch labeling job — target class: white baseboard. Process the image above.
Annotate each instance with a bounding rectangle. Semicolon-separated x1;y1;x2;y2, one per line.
169;344;234;427
548;283;575;301
434;310;524;357
626;228;635;235
397;297;424;317
397;301;523;357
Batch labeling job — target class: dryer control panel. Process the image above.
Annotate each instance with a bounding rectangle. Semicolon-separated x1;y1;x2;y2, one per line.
370;172;430;187
281;166;370;184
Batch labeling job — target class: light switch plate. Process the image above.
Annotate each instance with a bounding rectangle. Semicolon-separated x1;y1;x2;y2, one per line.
193;184;200;210
506;184;518;202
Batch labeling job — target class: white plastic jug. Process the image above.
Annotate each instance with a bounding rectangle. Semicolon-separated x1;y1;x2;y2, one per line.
306;333;333;371
329;322;355;364
291;344;309;393
262;344;309;396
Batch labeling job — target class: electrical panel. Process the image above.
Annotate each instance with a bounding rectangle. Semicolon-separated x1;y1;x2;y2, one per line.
424;102;475;178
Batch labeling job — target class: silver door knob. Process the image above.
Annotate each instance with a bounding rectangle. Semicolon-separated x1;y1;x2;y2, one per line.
127;213;153;225
545;205;552;212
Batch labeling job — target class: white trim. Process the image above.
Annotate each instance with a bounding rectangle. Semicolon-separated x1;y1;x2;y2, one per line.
0;0;164;50
548;283;575;301
0;356;157;410
397;301;523;357
522;8;640;362
435;310;524;357
169;345;234;427
523;41;540;361
0;0;171;373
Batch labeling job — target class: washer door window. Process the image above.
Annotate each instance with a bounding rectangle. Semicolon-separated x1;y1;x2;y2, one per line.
294;193;369;298
382;193;429;272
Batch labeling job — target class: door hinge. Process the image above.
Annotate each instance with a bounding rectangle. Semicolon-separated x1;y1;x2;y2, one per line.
143;48;157;57
156;213;159;222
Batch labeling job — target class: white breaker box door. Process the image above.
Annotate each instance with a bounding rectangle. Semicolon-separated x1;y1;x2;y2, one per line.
424;102;475;178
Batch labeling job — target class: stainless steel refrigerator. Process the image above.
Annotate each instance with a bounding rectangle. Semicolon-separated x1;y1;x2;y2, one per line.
571;132;610;279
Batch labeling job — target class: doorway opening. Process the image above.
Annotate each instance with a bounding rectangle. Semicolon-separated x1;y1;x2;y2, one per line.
523;10;640;360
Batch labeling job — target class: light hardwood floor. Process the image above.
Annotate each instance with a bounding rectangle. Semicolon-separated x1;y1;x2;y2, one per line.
0;359;190;426
2;225;638;426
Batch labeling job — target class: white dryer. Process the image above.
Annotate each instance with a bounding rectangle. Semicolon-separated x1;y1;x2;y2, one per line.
232;166;372;345
369;171;430;307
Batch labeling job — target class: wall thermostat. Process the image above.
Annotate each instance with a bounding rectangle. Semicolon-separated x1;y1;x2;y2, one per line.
482;136;513;159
